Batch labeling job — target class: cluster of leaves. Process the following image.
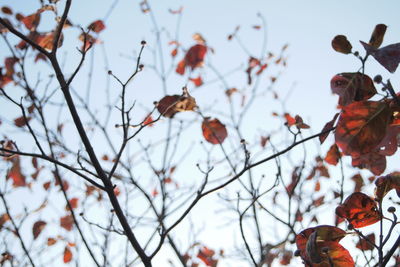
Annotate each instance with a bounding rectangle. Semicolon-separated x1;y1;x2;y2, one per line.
295;24;400;266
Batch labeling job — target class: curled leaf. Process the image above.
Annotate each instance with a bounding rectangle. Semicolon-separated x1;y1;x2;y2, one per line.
368;24;387;49
176;44;207;75
361;41;400;73
332;35;352;54
375;172;400;201
32;220;46;239
330;73;376;107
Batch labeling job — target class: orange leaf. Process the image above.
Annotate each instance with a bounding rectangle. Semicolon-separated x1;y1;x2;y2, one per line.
32;220;46;239
332;35;352;54
8;157;26;187
201;118;228;144
189;76;203;87
143;114;154;126
87;20;105;33
319;112;339;144
66;198;78;211
335;101;391;157
335;192;380;228
47;237;57;246
284;113;296;126
324;144;341;166
331;73;376;107
296;225;352;266
21;12;41;31
60;215;74;231
63;246;73;263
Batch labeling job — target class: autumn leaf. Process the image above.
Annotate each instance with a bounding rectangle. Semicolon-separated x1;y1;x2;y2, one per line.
330;73;376;107
319;113;339;144
176;44;207;75
0;214;10;228
1;6;13;15
324;143;341;166
335;192;380;228
14;116;31;127
37;32;64;51
356;233;375;251
157;88;197;118
63;246;73;263
361;41;400;73
189;76;203;87
32;220;46;239
8;157;26;187
374;172;400;201
87;19;105;33
21;12;41;31
294;115;310;129
197;247;218;267
284;113;296;126
368;24;387;49
47;237;57;246
60;214;74;231
295;225;352;267
143;114;154;126
335;101;391;157
202;117;228;144
332;35;352;54
351;150;386;175
66;198;78;211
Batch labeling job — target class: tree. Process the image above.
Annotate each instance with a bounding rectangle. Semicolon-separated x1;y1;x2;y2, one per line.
0;1;399;266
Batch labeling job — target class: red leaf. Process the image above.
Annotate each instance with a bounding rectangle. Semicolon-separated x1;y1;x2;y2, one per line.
21;12;41;31
176;44;207;75
335;101;391;157
375;172;400;201
332;35;352;54
47;237;57;246
143;114;154;126
319;112;339;144
66;198;78;211
295;225;352;266
87;20;105;33
189;76;203;87
324;143;341;166
284;113;296;126
356;233;375;251
368;24;387;49
14;116;31;127
1;6;13;15
60;215;74;231
361;41;400;73
63;246;73;263
351;150;386;175
335;192;380;228
197;247;217;267
351;173;364;192
330;73;376;107
32;220;46;239
294;115;310;129
201;118;228;144
8;157;26;187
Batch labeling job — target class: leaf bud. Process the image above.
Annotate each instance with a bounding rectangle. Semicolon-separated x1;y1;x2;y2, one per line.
321;247;329;253
141;40;146;45
373;75;382;84
294;250;301;257
107;70;112;75
387;206;396;213
347;224;354;230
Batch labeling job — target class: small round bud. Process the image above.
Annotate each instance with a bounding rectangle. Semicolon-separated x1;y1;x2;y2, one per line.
294;250;301;257
141;40;146;45
353;51;359;57
374;75;382;84
387;206;396;213
108;70;112;75
139;64;144;70
240;139;246;144
321;247;329;253
347;224;354;230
